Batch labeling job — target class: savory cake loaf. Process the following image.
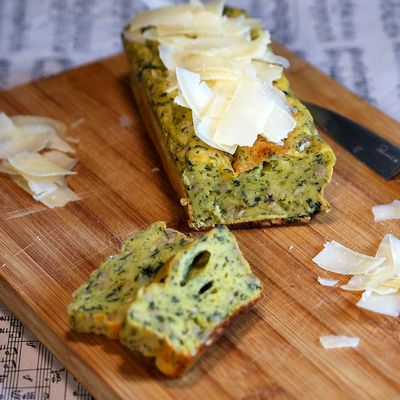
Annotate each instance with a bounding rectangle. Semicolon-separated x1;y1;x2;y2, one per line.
68;222;189;339
122;2;336;230
119;225;262;377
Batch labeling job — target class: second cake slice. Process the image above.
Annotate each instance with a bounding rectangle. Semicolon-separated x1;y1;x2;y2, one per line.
120;225;262;376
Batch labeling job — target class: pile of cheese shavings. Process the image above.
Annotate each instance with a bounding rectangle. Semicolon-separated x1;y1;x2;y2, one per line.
313;234;400;317
125;0;296;154
0;112;80;208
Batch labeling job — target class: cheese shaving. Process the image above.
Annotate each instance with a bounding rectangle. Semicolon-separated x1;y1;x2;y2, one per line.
214;80;274;147
317;277;339;287
128;4;197;33
8;152;76;177
313;234;400;317
28;180;60;201
0;112;80;208
12;115;67;136
319;335;360;349
357;292;400;317
175;67;214;118
0;160;18;175
192;114;236;154
12;116;75;153
42;151;79;170
0;112;17;139
40;185;80;208
46;130;76;153
0;129;48;158
126;0;296;153
372;199;400;222
312;241;385;275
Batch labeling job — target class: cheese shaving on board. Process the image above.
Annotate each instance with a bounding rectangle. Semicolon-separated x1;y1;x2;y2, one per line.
43;151;79;170
0;112;80;208
12;115;75;153
319;336;360;349
312;241;385;275
313;234;400;317
8;152;76;177
0;112;17;138
372;200;400;222
0;129;48;158
125;0;296;153
357;292;400;317
12;115;67;136
317;277;339;287
40;185;80;208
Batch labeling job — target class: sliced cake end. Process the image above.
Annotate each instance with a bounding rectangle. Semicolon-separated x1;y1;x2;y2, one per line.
68;221;189;339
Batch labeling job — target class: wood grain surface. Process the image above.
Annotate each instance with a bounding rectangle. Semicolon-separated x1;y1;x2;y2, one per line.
0;45;399;400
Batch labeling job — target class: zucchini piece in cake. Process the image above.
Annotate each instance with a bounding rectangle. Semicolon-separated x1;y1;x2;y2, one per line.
120;225;262;377
122;2;336;230
68;222;189;339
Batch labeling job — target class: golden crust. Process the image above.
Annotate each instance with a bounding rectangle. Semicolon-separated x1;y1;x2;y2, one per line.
131;71;187;204
70;312;123;340
232;136;288;174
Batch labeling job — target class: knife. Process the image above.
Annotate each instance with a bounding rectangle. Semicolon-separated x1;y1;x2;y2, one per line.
303;102;400;180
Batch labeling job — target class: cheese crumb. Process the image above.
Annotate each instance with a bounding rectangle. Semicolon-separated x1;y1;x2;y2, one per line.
119;115;133;128
320;335;360;349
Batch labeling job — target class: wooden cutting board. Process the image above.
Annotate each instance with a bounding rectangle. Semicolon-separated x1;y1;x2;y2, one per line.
0;45;399;400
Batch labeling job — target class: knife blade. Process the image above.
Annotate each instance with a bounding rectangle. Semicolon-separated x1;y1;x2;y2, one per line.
303;101;400;180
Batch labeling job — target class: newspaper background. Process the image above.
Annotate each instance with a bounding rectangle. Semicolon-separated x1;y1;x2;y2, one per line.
0;0;399;398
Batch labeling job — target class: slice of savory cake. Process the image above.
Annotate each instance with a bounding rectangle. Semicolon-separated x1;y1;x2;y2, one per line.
68;221;189;339
119;225;262;377
122;2;336;230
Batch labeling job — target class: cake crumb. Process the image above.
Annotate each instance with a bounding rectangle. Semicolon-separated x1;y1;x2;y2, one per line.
119;114;133;128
